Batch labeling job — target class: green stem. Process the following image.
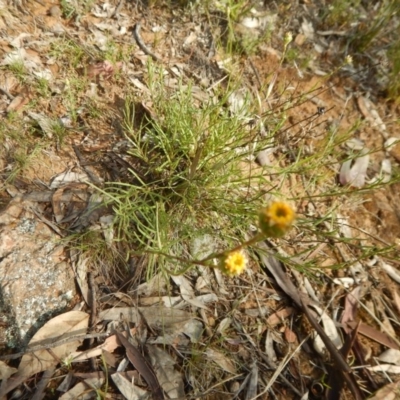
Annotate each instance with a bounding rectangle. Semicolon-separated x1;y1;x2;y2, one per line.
139;231;267;275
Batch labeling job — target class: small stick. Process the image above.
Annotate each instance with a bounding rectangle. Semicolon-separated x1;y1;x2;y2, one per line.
87;272;97;370
133;23;161;62
0;333;110;361
0;87;14;101
111;0;125;18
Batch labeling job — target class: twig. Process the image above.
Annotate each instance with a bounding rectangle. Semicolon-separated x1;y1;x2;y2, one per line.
248;58;262;89
133;23;161;62
87;272;97;370
0;333;110;361
28;206;65;237
31;367;56;400
0;87;14;101
111;0;125;18
300;298;365;400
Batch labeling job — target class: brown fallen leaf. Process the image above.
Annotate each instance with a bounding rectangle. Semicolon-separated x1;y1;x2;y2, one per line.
346;321;400;350
70;328;136;362
393;290;400;316
284;327;297;343
368;379;400;400
6;93;29;113
59;375;105;400
341;286;362;334
116;331;165;400
0;311;89;397
205;348;237;374
266;307;295;327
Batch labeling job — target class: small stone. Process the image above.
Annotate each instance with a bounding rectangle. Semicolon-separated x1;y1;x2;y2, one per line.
49;5;61;18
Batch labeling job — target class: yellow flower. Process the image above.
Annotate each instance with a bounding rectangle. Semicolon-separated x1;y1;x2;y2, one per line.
259;201;295;238
219;250;247;276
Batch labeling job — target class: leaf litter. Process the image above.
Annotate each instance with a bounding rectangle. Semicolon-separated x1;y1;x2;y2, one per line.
0;1;400;399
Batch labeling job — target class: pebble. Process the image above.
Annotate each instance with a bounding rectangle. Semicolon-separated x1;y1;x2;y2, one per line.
49;5;61;18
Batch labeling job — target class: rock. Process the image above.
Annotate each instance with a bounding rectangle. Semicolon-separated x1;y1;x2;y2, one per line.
0;197;76;348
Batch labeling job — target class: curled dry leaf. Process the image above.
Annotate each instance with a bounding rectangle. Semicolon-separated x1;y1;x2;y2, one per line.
339;149;370;188
380;260;400;284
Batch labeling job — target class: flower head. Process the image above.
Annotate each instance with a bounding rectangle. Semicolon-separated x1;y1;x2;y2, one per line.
219;250;247;276
259;201;296;238
345;55;353;65
284;31;293;46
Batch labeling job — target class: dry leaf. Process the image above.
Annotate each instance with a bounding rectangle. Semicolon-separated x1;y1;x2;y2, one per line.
284;327;297;343
368;379;400;400
245;362;258;400
393;290;400;315
6;94;29;113
70;329;135;362
111;372;150;400
367;364;400;374
206;348;236;374
309;304;342;353
28;112;57;138
341;286;362;333
266;307;295;327
377;349;400;365
59;375;105;400
380;261;400;284
357;96;387;138
0;361;17;380
50;171;89;189
99;306;194;335
346;321;400;350
148;346;185;399
339;149;370;188
1;311;89;396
